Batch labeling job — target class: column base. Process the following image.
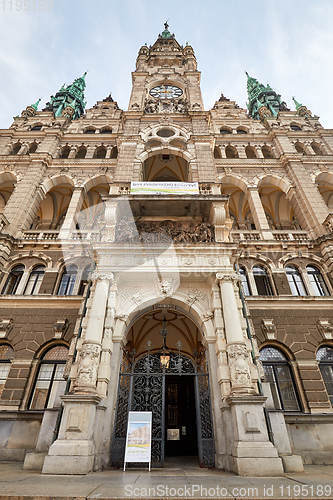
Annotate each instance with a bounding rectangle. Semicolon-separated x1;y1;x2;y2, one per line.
23;451;47;471
222;395;284;476
281;454;304;472
42;439;95;474
231;441;283;476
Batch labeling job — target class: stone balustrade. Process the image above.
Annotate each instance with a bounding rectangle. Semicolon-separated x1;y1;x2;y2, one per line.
230;229;309;242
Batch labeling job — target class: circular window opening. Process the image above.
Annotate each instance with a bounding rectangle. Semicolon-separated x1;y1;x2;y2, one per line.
157;128;175;138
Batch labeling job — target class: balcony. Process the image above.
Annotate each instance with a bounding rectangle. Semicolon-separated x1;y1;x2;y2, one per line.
230;229;309;243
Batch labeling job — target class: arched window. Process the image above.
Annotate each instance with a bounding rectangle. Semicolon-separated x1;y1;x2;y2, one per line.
260;346;300;411
214;146;222;159
24;265;45;295
110;146;118;159
311;142;323;155
93;145;107;159
306;265;329;296
60;145;71;159
245;145;257;159
1;265;24;295
317;346;333;404
57;265;77;296
28;142;38;154
11;142;21;155
78;263;94;296
225;145;239;158
100;127;112;134
261;145;274;159
253;265;274;295
29;345;68;409
30;124;42;131
285;265;307;296
75;146;87;159
84;128;96;134
220;128;232;135
290;124;302;131
0;344;14;397
294;142;306;155
236;128;247;134
239;267;251;296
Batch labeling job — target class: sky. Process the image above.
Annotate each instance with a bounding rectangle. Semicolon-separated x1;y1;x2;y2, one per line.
0;0;332;128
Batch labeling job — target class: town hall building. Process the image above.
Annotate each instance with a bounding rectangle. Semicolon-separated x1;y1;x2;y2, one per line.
0;24;333;476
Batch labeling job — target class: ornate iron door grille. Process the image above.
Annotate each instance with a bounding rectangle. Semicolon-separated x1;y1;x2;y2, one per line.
111;351;215;467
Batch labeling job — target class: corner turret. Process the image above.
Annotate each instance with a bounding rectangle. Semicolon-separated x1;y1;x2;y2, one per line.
44;72;87;120
246;72;289;120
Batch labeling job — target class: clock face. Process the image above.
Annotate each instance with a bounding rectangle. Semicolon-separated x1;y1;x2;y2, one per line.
150;85;183;100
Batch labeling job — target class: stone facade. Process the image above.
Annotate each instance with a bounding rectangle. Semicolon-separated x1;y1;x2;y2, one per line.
0;25;332;475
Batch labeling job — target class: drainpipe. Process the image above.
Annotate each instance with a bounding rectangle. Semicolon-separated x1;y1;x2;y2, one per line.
52;281;92;443
234;257;274;444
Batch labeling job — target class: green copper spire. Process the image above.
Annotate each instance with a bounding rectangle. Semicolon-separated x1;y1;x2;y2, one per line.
44;72;87;120
292;96;312;118
31;98;41;111
246;72;289;120
161;21;173;39
292;97;302;110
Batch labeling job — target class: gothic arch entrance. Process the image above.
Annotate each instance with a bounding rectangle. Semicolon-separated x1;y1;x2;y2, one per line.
111;305;214;467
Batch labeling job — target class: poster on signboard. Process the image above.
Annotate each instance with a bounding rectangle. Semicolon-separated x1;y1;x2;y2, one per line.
123;411;152;471
130;181;199;195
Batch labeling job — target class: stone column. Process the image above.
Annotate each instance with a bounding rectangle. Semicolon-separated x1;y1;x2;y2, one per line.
286;159;330;237
42;271;114;474
58;187;85;239
74;272;113;393
246;187;273;239
216;272;283;475
209;201;232;242
216;272;253;394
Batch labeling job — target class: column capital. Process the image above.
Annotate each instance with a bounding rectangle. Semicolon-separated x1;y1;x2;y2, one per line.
216;272;241;283
91;271;114;282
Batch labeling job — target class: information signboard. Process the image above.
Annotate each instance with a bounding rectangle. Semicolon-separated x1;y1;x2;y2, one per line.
123;411;152;471
130;181;199;195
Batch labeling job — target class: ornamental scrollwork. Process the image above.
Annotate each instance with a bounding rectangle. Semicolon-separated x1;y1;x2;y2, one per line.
216;272;241;283
91;271;114;282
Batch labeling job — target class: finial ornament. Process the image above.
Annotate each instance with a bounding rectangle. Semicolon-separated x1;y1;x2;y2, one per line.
164;21;169;30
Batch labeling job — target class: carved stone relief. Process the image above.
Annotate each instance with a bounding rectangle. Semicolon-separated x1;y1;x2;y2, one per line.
227;343;252;388
115;217;215;244
75;343;100;388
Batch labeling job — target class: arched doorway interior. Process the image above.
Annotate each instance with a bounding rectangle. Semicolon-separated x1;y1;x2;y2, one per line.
111;305;214;468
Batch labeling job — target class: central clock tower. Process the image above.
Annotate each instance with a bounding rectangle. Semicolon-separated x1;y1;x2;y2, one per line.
128;23;204;112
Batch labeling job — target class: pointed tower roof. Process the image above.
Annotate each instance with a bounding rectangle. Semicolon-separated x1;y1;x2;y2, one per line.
246;72;289;120
44;72;87;120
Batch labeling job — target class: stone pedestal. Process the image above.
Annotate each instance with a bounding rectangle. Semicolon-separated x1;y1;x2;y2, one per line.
42;394;101;475
222;395;284;476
